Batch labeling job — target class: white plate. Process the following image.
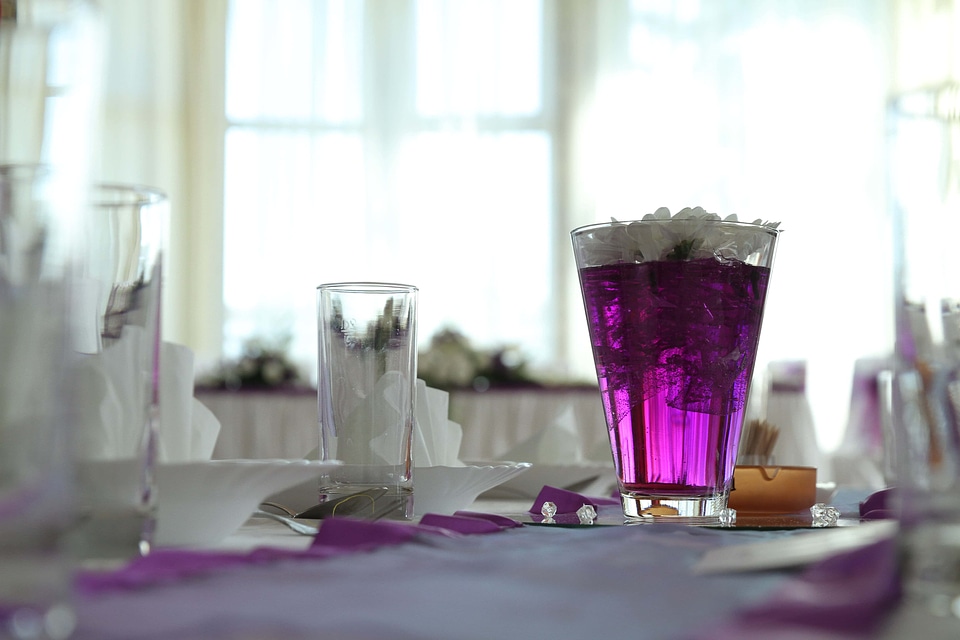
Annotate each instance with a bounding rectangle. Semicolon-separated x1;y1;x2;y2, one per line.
78;459;339;547
413;461;532;515
816;481;839;505
482;462;617;499
266;461;533;517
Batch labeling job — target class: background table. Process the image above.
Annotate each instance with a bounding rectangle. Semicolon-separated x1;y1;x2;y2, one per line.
199;386;608;462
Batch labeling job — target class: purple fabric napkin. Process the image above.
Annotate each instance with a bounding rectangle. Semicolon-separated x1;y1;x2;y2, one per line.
310;517;423;549
419;513;502;534
76;512;518;595
454;510;524;529
701;537;901;639
76;545;349;594
529;485;619;515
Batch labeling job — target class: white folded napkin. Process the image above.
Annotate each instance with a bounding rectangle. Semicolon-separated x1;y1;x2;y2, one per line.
158;342;221;462
497;403;608;464
74;328;221;462
310;378;464;467
336;371;410;466
413;379;464;467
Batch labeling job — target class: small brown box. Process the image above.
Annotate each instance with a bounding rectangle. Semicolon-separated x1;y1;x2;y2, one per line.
728;465;817;514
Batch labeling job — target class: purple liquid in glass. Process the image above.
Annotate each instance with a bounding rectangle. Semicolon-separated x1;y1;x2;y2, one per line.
579;258;770;497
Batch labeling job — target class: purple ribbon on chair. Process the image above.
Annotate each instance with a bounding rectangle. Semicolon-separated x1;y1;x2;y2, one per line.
859;487;897;521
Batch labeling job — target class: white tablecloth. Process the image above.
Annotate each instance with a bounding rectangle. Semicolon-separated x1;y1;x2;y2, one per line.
199;387;607;462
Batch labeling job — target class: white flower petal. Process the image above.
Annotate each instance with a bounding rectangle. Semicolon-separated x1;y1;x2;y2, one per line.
574;207;781;265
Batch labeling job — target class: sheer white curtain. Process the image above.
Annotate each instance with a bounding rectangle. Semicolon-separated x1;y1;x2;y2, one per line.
96;0;225;357
96;0;957;456
219;0;558;384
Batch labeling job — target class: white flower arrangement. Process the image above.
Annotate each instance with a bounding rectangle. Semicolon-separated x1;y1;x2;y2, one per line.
576;207;780;266
200;337;304;390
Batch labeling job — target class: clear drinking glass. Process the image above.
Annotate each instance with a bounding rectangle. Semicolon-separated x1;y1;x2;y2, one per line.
1;0;102;635
0;165;79;640
571;214;779;522
68;184;166;559
888;83;960;615
316;282;418;519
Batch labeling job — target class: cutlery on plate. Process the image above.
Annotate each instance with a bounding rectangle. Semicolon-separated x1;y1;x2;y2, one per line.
252;510;319;536
260;487;399;521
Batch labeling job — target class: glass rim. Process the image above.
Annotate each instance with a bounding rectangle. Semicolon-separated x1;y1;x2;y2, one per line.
0;163;54;183
571;218;781;238
0;168;167;207
92;183;167;208
0;162;47;173
317;282;418;294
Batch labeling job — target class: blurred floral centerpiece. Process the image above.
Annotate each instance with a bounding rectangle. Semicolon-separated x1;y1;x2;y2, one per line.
200;336;305;390
417;328;541;391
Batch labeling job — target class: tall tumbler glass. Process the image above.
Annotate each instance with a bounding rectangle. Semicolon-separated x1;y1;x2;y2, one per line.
68;184;166;559
1;0;102;636
572;211;780;522
0;165;79;640
317;283;417;520
888;84;960;614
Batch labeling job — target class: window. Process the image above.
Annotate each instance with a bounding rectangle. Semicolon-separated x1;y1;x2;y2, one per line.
216;0;897;453
222;0;559;380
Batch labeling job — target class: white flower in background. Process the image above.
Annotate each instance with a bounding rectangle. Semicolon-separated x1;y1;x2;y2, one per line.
198;336;304;390
576;207;780;266
417;330;482;388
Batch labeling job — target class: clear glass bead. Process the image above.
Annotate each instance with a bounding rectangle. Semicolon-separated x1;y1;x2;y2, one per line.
576;504;597;524
540;501;558;518
810;503;840;527
718;507;737;526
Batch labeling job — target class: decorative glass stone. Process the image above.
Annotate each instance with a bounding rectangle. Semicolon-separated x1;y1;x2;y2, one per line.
576;504;597;524
810;503;840;527
718;507;737;526
541;501;558;518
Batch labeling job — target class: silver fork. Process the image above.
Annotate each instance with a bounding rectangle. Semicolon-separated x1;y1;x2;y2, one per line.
255;487;405;535
252;510;319;536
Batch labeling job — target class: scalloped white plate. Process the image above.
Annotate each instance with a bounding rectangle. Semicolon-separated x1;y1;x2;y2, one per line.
413;461;532;515
816;482;838;505
482;462;618;499
266;461;532;517
78;459;339;547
